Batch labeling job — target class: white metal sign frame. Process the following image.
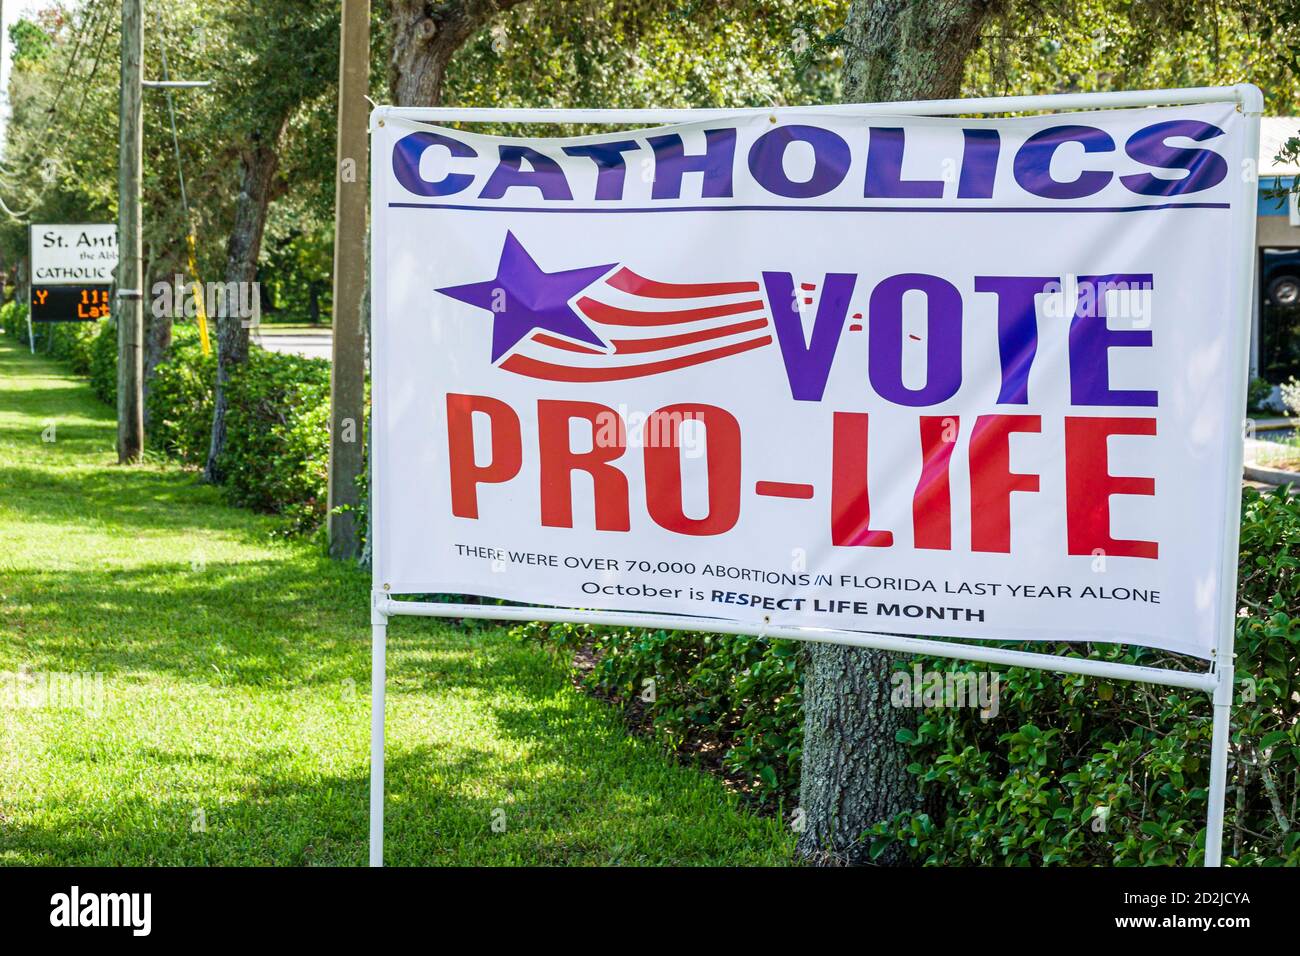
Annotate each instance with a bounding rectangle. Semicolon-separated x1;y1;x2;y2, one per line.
367;84;1263;868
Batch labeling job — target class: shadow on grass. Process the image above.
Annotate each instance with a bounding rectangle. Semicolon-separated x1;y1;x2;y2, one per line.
3;558;371;686
1;386;113;426
4;576;789;864
4;597;792;864
4;727;787;866
0;463;273;539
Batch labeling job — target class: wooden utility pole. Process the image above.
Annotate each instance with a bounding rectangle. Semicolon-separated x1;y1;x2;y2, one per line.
327;0;371;559
116;0;144;463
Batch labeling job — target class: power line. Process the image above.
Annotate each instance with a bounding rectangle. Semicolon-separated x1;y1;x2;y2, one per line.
32;0;108;146
66;0;115;138
154;1;190;219
154;0;212;356
0;0;111;219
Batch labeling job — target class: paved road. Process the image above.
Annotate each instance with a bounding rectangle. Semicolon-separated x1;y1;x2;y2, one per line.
253;329;333;361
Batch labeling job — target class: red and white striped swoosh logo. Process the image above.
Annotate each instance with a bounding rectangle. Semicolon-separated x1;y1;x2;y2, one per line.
499;268;776;381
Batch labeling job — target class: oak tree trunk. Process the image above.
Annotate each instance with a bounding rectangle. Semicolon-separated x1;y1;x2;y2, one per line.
204;134;284;482
796;0;1006;866
387;0;533;106
360;1;533;564
143;246;172;428
840;0;1004;105
16;257;28;317
144;312;172;428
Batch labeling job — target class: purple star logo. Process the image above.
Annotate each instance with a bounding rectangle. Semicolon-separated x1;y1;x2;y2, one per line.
436;232;617;363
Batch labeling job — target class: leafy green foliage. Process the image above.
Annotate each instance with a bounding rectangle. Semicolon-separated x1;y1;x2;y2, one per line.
1281;378;1300;418
258;225;333;324
0;1;341;296
23;302;333;535
0;300;30;340
516;621;803;805
54;323;101;377
868;487;1300;866
1;3;231;281
7;313;117;405
1248;377;1277;414
9;17;54;66
25;320;101;377
86;317;117;406
216;347;331;532
444;1;848;123
964;1;1300;108
145;327;216;464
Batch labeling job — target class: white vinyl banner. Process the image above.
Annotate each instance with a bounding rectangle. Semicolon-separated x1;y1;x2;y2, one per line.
371;103;1252;660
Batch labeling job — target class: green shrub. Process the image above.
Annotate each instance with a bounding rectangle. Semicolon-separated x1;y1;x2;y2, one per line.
217;346;331;532
68;323;102;376
39;321;71;358
16;314;102;376
0;299;27;338
867;485;1300;866
8;309;109;390
516;621;803;804
26;310;334;535
87;317;117;405
1281;378;1300;418
145;330;216;465
42;320;102;375
0;301;104;380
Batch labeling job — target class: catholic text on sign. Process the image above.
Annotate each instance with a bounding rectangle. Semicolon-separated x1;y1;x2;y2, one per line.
29;223;118;322
371;102;1253;661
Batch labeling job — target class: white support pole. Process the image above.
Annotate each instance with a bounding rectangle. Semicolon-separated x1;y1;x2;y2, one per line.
1204;657;1235;867
1200;83;1262;868
369;604;388;867
25;226;35;353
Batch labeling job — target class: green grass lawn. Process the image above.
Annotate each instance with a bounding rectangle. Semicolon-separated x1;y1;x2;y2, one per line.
0;337;792;865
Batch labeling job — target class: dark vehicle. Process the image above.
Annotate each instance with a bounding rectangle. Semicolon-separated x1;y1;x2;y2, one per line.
1260;247;1300;382
1263;247;1300;307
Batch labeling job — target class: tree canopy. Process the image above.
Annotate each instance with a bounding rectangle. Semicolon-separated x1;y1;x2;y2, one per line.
4;0;1292;320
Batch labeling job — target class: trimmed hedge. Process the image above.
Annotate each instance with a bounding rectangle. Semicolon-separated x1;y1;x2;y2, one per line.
0;299;28;338
145;330;332;531
145;326;215;464
40;320;100;376
217;347;331;533
1;305;116;404
87;318;117;405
